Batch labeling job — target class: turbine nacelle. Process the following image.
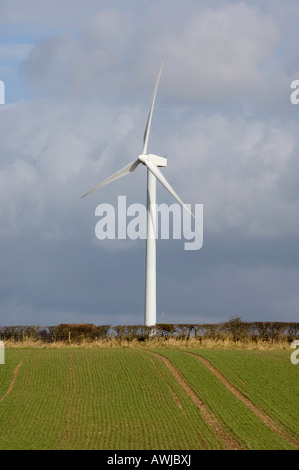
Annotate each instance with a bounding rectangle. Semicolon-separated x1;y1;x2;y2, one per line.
138;154;167;167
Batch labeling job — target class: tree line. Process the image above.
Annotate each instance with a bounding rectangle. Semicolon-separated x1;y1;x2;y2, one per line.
0;318;299;343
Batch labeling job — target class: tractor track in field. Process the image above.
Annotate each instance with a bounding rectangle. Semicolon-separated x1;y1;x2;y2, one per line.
149;356;186;414
149;352;245;450
0;361;23;405
188;352;299;450
149;355;208;450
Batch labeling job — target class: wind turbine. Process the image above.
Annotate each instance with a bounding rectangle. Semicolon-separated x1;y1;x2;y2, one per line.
82;63;194;327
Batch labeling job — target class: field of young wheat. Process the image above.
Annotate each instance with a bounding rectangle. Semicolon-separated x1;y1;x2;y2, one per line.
0;347;298;450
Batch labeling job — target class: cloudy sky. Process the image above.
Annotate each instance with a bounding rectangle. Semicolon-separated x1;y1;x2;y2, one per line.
0;0;299;327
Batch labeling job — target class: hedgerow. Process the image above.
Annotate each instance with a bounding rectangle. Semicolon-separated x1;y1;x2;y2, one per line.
1;319;298;344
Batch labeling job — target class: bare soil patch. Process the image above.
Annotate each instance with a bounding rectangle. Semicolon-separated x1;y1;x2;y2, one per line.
0;361;23;405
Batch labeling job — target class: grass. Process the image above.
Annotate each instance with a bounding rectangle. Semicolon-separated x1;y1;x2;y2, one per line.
193;349;299;439
0;344;298;450
0;349;215;450
155;349;297;450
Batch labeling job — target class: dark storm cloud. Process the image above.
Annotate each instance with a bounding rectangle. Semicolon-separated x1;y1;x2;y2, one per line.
0;0;299;325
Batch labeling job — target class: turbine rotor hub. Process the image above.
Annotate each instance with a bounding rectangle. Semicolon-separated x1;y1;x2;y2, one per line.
138;154;167;167
138;154;148;165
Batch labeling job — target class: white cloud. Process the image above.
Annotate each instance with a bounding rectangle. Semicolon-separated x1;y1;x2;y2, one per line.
133;2;282;104
20;2;284;107
1;97;297;244
0;98;141;240
165;113;297;239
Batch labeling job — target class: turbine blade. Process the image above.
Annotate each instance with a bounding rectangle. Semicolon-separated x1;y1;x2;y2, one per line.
142;62;164;155
81;159;140;198
144;159;195;218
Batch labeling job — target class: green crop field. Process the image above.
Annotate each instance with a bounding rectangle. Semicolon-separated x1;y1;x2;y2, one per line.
0;347;298;450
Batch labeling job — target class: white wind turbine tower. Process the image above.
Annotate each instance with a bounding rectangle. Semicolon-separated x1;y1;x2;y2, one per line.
82;63;194;327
